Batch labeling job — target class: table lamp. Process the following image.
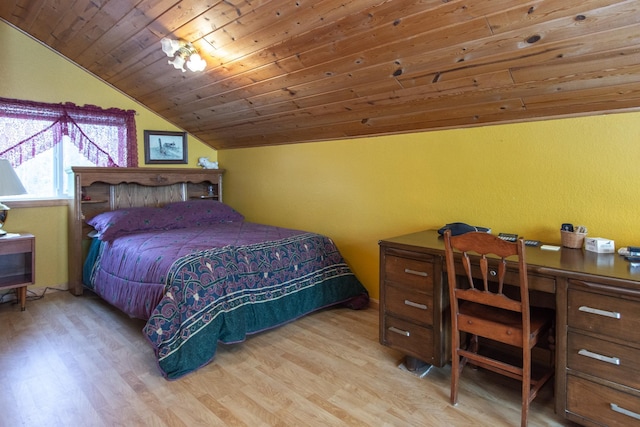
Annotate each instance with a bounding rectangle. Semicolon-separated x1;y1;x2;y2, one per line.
0;159;27;236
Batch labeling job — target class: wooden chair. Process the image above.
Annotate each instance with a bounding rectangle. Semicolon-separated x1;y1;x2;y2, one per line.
443;230;554;427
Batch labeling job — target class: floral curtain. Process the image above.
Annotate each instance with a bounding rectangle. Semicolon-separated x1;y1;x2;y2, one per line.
0;97;137;167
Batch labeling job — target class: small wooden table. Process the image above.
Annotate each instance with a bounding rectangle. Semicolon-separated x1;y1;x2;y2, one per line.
0;233;35;311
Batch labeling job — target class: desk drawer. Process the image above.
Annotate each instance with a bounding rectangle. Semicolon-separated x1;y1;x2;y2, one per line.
382;315;433;362
384;255;434;293
567;375;640;427
452;263;555;293
385;285;433;325
568;332;640;390
568;287;640;343
0;237;33;255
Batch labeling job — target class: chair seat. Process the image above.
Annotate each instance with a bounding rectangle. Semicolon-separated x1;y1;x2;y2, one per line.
458;302;554;347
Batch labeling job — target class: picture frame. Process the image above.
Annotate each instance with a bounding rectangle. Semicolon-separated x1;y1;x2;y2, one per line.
143;130;188;164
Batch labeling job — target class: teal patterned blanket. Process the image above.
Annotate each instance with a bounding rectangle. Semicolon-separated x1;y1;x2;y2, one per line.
142;233;368;379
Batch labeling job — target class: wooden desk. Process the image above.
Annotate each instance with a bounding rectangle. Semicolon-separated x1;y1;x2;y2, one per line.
379;229;640;426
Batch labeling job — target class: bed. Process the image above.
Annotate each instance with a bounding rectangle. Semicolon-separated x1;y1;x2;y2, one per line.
69;167;368;380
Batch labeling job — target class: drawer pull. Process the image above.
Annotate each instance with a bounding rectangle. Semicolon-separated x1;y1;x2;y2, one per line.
404;300;428;310
610;403;640;420
388;326;410;337
578;305;621;319
578;349;620;365
404;268;429;277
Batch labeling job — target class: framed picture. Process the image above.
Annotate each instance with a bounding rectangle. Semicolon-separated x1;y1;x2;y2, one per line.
144;130;188;164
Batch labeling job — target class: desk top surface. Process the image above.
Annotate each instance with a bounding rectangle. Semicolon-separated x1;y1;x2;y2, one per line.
380;230;640;289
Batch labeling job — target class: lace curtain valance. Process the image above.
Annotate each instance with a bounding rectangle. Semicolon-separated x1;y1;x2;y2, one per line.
0;97;137;167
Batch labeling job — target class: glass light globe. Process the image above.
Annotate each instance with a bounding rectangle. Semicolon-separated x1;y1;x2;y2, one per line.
160;38;181;57
187;53;206;72
168;55;186;72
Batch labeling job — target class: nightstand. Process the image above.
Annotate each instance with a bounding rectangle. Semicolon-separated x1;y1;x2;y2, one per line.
0;233;35;311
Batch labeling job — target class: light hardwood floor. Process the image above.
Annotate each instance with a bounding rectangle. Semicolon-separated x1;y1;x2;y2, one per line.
0;290;575;426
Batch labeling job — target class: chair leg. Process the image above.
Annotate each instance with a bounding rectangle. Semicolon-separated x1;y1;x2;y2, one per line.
521;350;532;427
548;325;556;369
468;334;479;370
521;378;530;427
469;334;479;353
450;349;459;405
451;334;475;405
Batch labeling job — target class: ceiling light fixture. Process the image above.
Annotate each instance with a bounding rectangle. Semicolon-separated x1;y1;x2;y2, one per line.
161;38;206;72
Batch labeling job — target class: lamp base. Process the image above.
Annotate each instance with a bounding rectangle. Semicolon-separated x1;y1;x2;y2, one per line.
0;229;6;236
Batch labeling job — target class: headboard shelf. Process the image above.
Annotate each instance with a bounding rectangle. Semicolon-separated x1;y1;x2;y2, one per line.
68;167;225;295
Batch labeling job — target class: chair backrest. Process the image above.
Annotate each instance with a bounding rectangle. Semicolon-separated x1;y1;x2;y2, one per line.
443;230;531;335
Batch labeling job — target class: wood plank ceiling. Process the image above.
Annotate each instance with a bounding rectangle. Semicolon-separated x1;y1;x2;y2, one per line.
2;0;640;150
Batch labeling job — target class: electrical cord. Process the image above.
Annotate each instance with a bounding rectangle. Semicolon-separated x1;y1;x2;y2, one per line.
0;286;67;307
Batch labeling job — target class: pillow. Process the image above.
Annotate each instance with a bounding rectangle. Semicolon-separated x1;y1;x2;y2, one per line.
87;206;174;241
162;200;244;226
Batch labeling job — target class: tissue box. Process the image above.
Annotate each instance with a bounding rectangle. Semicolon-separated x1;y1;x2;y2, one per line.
585;237;615;253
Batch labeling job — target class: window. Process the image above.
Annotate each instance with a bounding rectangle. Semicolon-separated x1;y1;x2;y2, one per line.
15;135;95;198
0;98;137;198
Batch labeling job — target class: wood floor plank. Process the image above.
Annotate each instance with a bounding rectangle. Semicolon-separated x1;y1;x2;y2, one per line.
0;290;571;426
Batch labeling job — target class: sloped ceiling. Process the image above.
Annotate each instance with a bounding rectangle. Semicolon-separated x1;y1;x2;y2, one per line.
2;0;640;150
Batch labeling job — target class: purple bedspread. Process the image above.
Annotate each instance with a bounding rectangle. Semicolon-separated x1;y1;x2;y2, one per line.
86;220;369;379
87;222;304;319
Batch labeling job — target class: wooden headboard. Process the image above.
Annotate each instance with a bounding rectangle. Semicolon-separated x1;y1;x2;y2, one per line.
67;167;225;295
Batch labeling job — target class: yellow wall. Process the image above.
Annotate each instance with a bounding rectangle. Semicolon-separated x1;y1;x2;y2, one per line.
1;21;218;289
220;112;640;299
4;20;640;301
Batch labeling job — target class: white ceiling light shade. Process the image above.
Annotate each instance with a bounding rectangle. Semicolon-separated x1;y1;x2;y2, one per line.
161;37;206;73
186;53;206;72
160;38;181;57
169;54;187;72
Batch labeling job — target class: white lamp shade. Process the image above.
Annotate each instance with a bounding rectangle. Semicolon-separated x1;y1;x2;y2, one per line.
0;159;27;196
187;53;206;72
168;55;186;72
161;38;181;57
